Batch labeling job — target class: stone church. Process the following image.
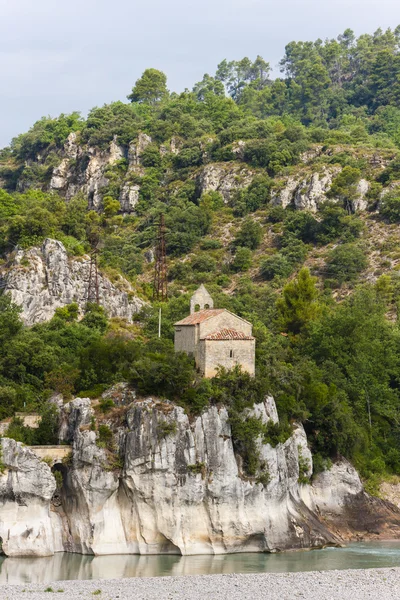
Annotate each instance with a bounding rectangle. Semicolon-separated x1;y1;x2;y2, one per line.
174;285;255;378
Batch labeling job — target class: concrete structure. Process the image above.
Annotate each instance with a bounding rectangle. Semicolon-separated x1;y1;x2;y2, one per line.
0;413;41;435
174;286;255;378
15;413;41;428
28;445;72;466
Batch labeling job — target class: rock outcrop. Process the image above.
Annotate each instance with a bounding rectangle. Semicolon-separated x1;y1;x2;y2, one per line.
197;164;256;204
2;392;398;558
272;167;370;213
48;133;154;213
0;238;145;325
0;439;59;557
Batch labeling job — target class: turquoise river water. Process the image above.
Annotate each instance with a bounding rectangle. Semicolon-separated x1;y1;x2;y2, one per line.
1;542;400;584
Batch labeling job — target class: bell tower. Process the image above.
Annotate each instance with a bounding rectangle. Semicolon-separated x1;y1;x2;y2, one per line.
190;285;214;314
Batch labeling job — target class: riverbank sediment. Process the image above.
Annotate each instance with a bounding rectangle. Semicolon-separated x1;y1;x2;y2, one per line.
0;568;399;599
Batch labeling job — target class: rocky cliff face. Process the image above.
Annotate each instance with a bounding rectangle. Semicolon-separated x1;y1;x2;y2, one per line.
1;393;398;558
0;439;59;557
11;129;391;217
0;238;145;325
271;167;370;213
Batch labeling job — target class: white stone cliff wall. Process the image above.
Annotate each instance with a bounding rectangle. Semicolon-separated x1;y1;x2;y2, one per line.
0;394;386;558
0;238;145;325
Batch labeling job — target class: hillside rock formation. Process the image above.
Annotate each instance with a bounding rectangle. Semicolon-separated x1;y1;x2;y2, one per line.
0;439;59;557
1;393;398;557
196;163;256;203
272;167;370;212
15;130;386;216
0;238;145;325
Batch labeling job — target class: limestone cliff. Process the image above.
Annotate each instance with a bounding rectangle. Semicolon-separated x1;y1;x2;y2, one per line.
10;128;395;216
1;393;398;558
0;439;58;557
0;238;145;325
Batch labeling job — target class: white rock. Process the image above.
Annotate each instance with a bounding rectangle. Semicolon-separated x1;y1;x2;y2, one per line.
0;439;57;557
271;177;299;208
119;183;140;213
0;395;372;558
294;169;339;212
197;164;255;204
301;459;363;513
0;239;145;325
352;178;369;212
128;133;152;168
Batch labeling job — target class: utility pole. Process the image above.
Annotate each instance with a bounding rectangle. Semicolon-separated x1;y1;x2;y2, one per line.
86;248;100;306
86;229;101;307
153;214;168;302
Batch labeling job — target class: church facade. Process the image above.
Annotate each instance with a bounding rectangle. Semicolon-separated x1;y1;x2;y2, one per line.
174;285;255;378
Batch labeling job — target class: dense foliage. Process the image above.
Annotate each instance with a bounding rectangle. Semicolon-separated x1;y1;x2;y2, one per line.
1;26;400;487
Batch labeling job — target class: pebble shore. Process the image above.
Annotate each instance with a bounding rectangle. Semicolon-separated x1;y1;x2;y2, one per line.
0;568;399;600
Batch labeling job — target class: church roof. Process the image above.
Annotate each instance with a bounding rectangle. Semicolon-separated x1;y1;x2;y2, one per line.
202;328;255;341
175;309;225;326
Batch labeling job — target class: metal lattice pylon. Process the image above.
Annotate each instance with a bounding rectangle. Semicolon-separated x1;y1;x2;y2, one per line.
86;248;100;306
153;214;168;301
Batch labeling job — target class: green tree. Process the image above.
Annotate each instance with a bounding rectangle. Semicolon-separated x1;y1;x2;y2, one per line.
325;243;368;284
233;218;263;250
128;69;168;105
232;247;253;272
328;167;362;213
277;268;320;334
380;192;400;223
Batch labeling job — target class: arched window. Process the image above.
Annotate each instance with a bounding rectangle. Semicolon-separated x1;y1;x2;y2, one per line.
195;304;201;312
204;304;210;310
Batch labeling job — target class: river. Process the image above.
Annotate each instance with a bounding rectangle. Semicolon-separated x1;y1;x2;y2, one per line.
1;542;400;584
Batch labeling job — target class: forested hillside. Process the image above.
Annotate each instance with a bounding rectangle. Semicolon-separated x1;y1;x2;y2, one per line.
1;27;400;491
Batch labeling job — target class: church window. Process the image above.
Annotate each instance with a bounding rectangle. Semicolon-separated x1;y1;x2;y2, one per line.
230;350;234;358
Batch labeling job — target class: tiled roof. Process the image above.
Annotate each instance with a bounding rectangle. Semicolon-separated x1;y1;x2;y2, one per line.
175;309;225;326
202;328;255;341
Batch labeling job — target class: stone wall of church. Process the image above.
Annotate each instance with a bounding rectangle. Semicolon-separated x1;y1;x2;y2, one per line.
199;339;256;378
174;325;198;357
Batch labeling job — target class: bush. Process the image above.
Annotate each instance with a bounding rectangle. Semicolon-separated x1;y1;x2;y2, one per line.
140;144;162;168
380;193;400;223
99;398;115;413
232;175;272;215
98;424;113;448
316;204;364;244
234;218;263;250
260;254;293;281
173;146;203;169
280;235;308;265
267;206;287;223
325;244;368;284
157;420;177;439
283;211;319;244
168;262;192;281
200;238;223;250
232;247;253;272
191;255;216;273
129;350;196;399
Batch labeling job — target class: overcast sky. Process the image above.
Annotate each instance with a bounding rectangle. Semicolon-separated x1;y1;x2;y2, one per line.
1;0;400;148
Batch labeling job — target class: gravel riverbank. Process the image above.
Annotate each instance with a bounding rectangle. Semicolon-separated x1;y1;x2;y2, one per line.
0;568;399;600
